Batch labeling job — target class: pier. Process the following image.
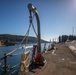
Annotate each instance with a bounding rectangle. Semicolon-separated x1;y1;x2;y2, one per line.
33;43;76;75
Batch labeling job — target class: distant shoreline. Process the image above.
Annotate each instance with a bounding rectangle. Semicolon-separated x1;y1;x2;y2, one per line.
0;43;15;47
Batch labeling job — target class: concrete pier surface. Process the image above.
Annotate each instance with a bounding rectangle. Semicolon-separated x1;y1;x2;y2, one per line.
34;43;76;75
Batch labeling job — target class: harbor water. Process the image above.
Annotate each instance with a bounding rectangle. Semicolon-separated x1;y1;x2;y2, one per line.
0;43;50;74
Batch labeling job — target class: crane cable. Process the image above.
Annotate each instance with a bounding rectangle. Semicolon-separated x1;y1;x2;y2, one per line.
31;13;38;44
6;13;37;56
0;13;37;59
6;23;31;56
31;14;38;37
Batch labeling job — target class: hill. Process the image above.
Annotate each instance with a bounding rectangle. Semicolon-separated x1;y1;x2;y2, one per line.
0;34;48;46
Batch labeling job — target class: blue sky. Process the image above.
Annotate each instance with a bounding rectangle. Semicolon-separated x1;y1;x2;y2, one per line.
0;0;76;41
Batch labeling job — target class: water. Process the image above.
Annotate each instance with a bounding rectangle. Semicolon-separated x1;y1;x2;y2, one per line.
0;43;50;74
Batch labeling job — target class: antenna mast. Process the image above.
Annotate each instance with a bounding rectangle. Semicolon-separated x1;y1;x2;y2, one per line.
72;26;74;36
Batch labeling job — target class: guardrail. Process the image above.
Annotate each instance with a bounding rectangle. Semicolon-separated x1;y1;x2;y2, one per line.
0;46;33;75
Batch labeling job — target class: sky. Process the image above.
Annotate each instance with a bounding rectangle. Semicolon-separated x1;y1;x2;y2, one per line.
0;0;76;41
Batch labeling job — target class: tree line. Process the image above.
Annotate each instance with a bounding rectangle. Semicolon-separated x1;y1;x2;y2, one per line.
0;34;47;46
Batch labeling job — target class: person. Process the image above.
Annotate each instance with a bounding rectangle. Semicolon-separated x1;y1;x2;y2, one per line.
51;42;55;49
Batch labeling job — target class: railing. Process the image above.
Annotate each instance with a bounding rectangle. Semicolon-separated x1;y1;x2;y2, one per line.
0;53;19;74
0;46;33;75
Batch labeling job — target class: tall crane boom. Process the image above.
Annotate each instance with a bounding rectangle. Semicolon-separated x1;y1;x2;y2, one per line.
28;4;41;52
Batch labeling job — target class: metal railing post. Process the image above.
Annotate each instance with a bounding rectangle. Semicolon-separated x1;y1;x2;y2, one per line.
4;54;7;73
